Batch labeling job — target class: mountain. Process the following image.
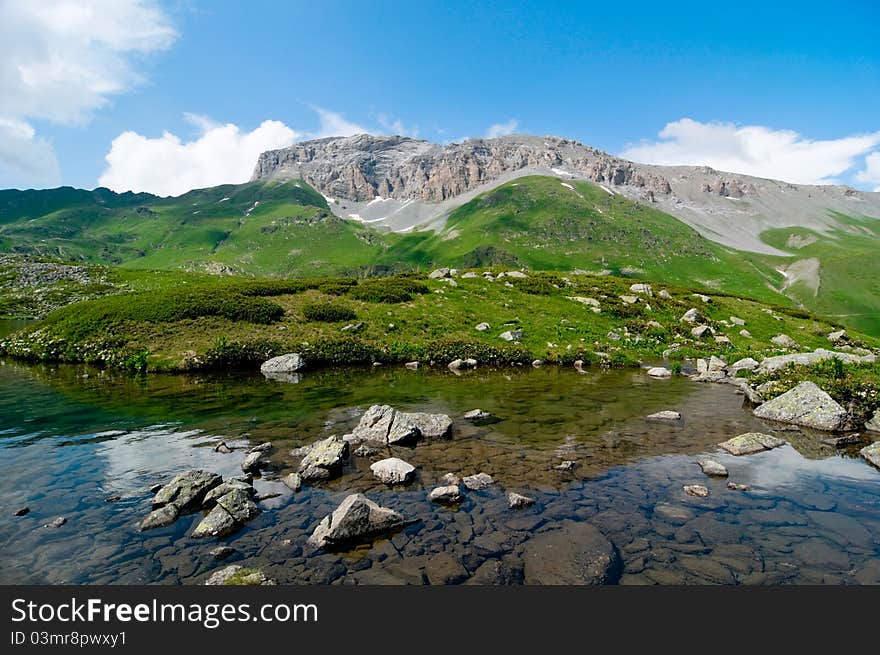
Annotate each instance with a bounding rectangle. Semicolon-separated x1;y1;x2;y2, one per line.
253;134;880;256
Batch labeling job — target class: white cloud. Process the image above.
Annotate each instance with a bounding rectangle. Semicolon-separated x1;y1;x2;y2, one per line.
0;0;175;188
485;119;519;139
312;107;368;138
0;118;60;188
98;118;299;196
376;114;419;138
621;118;880;186
856;152;880;192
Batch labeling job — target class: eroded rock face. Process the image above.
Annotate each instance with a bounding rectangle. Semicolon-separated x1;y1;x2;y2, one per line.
522;522;621;585
753;381;849;431
252;134;672;203
307;493;404;550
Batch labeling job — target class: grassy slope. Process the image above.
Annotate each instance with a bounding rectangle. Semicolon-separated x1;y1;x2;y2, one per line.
3;269;871;374
760;213;880;337
382;176;787;304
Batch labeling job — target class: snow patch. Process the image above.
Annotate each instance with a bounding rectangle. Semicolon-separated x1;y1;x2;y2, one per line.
598;184;616;196
551;168;573;177
367;196;392;206
245;200;260;216
560;182;574;190
776;268;789;279
218;197;230;203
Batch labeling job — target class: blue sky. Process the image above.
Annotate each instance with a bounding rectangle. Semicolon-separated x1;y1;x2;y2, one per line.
1;0;879;194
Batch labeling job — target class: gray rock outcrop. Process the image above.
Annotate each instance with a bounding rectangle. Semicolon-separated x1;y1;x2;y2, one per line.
753;381;849;431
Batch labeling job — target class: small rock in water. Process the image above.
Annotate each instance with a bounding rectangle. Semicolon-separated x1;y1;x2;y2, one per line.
554;460;577;472
463;408;490;420
297;435;349;481
14;507;29;517
860;442;880;469
210;546;236;560
45;516;67;528
820;434;862;448
404;361;419;370
139;504;179;531
241;451;264;474
463;472;495;490
307;493;404;550
697;459;729;477
281;472;302;491
508;492;536;509
353;444;379;457
440;473;461;486
719;432;786;456
214;441;233;454
646;367;671;378
370;457;416;485
148;483;163;494
645;410;681;422
727;481;751;492
683;485;710;498
428;485;463;505
532;359;543;367
105;495;122;503
248;442;274;454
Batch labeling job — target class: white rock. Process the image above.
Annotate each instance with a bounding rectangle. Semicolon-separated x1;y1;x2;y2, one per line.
463;472;494;490
508;492;536;509
647;367;672;378
370;457;416;485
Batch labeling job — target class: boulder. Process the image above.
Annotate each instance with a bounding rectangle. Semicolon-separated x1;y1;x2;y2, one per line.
152;470;222;512
719;432;786;456
729;357;759;374
499;329;524;341
658;290;672;299
522;522;621;585
405;361;419;370
691;325;715;338
461;272;479;279
697;460;729;477
241;451;264;474
428;485;463;505
505;271;528;278
203;478;254;507
210;546;236;560
771;334;799;349
307;493;404;550
260;353;305;376
282;473;302;491
463;409;490;420
753;381;848;431
645;410;682;422
730;316;746;326
629;283;653;297
508;492;536;509
370;457;416;485
756;348;874;374
827;330;848;343
138;504;179;531
348;405;451;444
475;322;490;331
739;329;753;338
554;460;577;471
297;435;349;480
440;473;461;485
680;308;702;324
866;411;880;433
567;296;600;308
428;267;450;279
727;481;751;492
684;484;710;498
463;472;495;490
620;295;638;304
192;488;260;538
205;565;275;586
708;356;727;372
406;412;453;439
860;442;880;468
647;366;671;378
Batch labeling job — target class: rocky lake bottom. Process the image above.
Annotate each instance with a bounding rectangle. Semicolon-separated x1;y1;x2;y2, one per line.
1;334;879;585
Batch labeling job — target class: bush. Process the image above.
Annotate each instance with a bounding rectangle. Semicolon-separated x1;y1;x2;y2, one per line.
416;338;532;365
350;277;428;303
302;301;356;322
301;337;384;365
510;275;557;295
317;279;357;296
201;337;283;369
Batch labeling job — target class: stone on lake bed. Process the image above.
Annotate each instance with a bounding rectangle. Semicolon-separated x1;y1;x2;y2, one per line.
307;493;405;550
647;367;672;378
210;546;236;560
683;485;710;498
861;442;880;469
727;481;752;491
697;459;729;477
463;472;495;490
428;485;463;505
463;408;491;420
719;432;786;456
370;457;416;485
646;410;681;422
205;565;275;586
522;522;621;585
508;492;536;509
753;381;848;431
14;507;29;517
820;434;862;448
281;472;302;491
139;505;179;530
440;473;461;485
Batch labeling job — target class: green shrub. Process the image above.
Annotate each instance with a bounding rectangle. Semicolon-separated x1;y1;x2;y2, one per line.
350;277;428;303
302;301;356;322
201;337;283;369
416;338;532;365
301;337;384;365
317;279;357;296
510;275;557;295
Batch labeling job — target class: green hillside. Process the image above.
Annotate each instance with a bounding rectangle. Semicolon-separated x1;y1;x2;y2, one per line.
761;213;880;336
382;176;788;305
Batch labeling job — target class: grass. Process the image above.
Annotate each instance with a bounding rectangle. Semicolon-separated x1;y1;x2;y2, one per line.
3;269;874;375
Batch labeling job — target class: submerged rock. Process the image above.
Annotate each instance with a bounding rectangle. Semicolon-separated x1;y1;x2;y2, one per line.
719;432;786;456
861;442;880;469
697;460;729;477
370;457;416;485
210;546;236;560
139;504;180;530
753;381;848;431
45;516;67;528
522;522;621;585
428;485;463;505
297;435;349;481
214;441;233;454
205;565;275;586
820;434;862;448
727;481;751;492
463;472;494;490
307;493;404;550
683;484;710;498
248;442;274;454
508;492;536;509
152;470;222;512
645;410;681;422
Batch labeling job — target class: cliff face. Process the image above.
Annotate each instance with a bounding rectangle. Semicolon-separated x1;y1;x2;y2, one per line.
251;134;672;202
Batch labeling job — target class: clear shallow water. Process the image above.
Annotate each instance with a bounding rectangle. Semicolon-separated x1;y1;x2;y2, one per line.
1;347;879;584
